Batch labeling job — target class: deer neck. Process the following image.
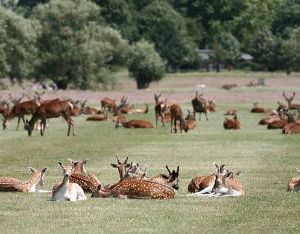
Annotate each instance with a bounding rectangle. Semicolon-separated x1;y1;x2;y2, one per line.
26;172;43;192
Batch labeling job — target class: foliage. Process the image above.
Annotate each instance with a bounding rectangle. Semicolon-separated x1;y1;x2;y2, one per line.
283;27;300;72
0;6;40;82
128;40;165;89
32;0;129;89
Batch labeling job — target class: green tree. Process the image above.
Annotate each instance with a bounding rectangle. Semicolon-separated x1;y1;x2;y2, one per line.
129;40;165;89
283;27;300;72
0;6;40;82
33;0;129;89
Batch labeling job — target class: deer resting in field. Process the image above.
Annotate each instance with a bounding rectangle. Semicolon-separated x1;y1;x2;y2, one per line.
101;97;117;113
184;110;196;130
287;169;300;192
115;119;154;128
191;92;208;121
0;167;47;192
170;104;188;133
51;162;86;202
149;165;180;190
223;114;241;130
25;99;75;136
251;102;267;113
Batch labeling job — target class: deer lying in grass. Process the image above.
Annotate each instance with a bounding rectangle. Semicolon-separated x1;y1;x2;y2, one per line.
110;156;131;181
25;99;75;136
86;111;108;121
51;162;86;202
282;112;300;134
224;109;238;116
118;104;149;114
149;165;180;190
184;110;196;130
287;169;300;192
282;92;300;110
191;92;208;121
101;97;117;113
115;119;154;128
222;83;237;90
251;102;267;113
223;114;241;129
207;100;216;112
188;164;244;197
170;104;188;133
82;106;103;115
112;114;127;123
266;111;291;129
0;167;47;192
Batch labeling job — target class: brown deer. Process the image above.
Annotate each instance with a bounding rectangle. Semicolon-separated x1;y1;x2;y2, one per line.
185;110;196;130
223;114;241;130
287;169;300;192
207;100;216;112
187;174;216;194
266;111;291;129
251;102;267;113
115;119;154;128
51;162;86;202
110;155;131;181
282;92;300;110
112;114;127;123
282;112;300;134
0;167;47;192
170;104;188;133
150;165;180;190
24;99;75;136
222;84;237;90
86;111;108;121
224;109;238;116
154;93;170;127
101;97;117;113
191;92;208;121
82;106;103;115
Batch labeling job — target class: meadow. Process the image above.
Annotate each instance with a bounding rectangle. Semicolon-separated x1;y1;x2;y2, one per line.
1;72;300;234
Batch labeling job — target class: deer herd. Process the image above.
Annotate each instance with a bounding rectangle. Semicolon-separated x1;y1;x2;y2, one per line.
1;89;300;201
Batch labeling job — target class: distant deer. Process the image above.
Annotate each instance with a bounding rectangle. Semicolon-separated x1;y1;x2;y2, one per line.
115;119;154;128
170;104;188;133
222;84;237;90
224;109;238;116
0;167;47;192
82;106;103;115
282;92;300;110
150;165;180;190
287;169;300;192
86;111;108;121
118;104;149;114
25;99;75;136
51;162;86;202
191;92;208;121
101;97;117;113
282;112;300;134
207;100;216;112
112;113;127;123
251;102;267;113
223;114;241;130
266;111;291;129
154;93;170;127
184;110;196;130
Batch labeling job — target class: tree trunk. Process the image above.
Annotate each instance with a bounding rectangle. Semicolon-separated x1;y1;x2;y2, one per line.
136;79;150;89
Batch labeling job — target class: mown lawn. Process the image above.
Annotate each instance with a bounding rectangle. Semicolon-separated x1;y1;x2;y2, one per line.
1;74;300;234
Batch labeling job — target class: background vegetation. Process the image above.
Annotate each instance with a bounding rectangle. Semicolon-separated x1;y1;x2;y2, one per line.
0;0;300;89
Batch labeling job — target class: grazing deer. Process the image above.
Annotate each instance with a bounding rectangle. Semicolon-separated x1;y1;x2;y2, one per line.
51;162;86;202
91;179;176;199
223;114;241;130
251;102;267;113
101;97;117;113
115;119;154;128
191;92;208;121
282;92;300;110
287;169;300;192
185;110;196;130
25;99;75;136
170;104;188;133
222;84;237;90
150;165;180;190
0;167;47;192
224;109;238;116
86;111;108;121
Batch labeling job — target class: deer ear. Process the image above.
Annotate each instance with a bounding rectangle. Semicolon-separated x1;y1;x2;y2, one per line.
227;172;234;179
41;168;47;173
58;161;63;168
28;167;36;173
110;163;118;168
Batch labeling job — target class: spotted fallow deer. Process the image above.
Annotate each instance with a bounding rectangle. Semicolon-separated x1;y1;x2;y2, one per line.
0;167;47;192
150;166;180;190
287;169;300;192
170;104;188;133
51;162;86;202
154;93;171;127
187;174;216;194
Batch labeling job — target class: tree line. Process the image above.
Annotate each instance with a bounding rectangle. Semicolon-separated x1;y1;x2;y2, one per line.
0;0;299;89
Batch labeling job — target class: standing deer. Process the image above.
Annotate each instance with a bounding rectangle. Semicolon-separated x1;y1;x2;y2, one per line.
287;169;300;192
0;167;47;192
223;114;241;130
170;104;188;133
51;162;86;202
191;92;208;121
154;93;169;127
282;92;300;110
25;99;75;136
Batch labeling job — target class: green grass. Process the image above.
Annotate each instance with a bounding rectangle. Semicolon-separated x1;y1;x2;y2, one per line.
1;73;300;233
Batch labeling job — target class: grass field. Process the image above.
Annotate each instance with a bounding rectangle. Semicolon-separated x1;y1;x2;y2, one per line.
1;72;300;234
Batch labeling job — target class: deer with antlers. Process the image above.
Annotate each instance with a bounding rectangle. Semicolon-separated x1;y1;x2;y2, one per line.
223;114;241;130
149;166;180;190
282;92;300;110
170;104;188;133
51;162;87;202
0;167;47;192
101;97;118;113
287;169;300;192
25;99;76;136
191;92;208;121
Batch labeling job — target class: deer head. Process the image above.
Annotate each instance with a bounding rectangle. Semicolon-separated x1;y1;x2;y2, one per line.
125;162;148;179
67;158;88;174
212;163;229;194
28;167;47;188
163;165;180;190
110;155;130;180
154;93;161;104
